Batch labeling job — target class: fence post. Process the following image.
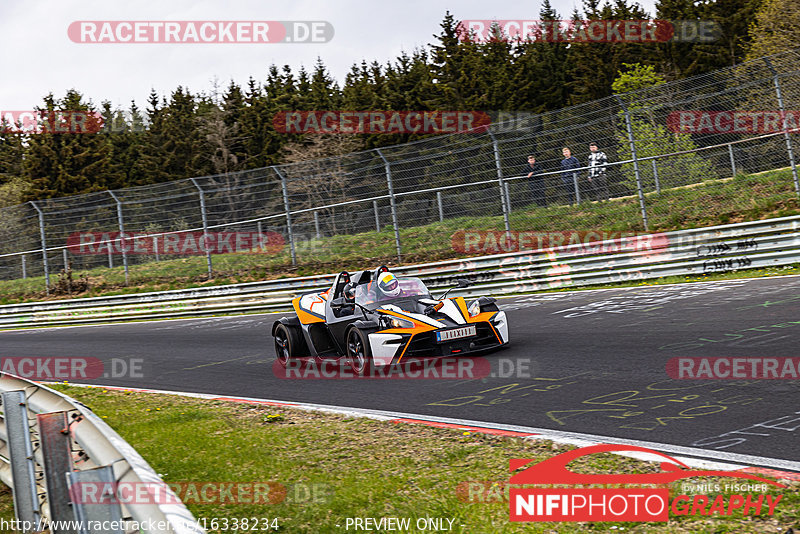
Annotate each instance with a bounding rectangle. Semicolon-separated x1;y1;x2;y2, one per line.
273;167;297;266
257;221;264;250
2;390;42;533
29;201;50;294
615;96;650;231
37;412;77;533
153;237;159;261
67;467;125;534
487;131;512;239
107;191;129;285
436;191;444;222
376;149;402;262
652;159;661;193
107;245;113;268
764;57;800;197
373;201;380;232
21;254;26;279
572;173;581;205
62;249;71;293
190;178;213;278
313;211;321;239
728;144;737;177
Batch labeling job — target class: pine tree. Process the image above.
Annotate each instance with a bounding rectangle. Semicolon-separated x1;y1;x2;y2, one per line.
24;91;117;199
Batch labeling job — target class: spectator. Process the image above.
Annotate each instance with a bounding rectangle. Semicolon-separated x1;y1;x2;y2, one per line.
524;155;546;207
560;147;580;204
587;142;610;201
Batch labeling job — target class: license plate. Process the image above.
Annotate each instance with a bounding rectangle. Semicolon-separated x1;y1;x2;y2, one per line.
436;325;477;342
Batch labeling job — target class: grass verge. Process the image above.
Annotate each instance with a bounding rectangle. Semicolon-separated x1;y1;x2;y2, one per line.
1;168;799;305
1;385;797;533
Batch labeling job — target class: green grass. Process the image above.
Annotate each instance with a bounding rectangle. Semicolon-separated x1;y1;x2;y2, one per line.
0;386;797;533
1;168;799;305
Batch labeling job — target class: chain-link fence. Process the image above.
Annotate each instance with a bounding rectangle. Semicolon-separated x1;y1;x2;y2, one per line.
2;49;800;294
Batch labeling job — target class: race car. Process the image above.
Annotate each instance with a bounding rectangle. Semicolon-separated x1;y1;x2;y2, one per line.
272;265;509;375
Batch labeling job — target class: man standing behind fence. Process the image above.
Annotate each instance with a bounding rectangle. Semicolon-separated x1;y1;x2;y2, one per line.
524;155;546;207
587;142;610;201
560;147;580;205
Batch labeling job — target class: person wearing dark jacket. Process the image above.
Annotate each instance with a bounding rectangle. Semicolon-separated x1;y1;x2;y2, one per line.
560;147;580;204
524;155;546;207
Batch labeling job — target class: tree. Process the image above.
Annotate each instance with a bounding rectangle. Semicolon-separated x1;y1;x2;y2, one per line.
24;91;117;199
746;0;800;59
613;64;717;192
0;116;26;185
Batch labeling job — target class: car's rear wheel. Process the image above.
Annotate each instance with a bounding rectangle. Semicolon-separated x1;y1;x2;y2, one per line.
274;323;305;367
346;328;373;376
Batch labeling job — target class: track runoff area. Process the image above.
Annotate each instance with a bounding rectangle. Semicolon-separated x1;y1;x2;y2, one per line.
2;274;799;476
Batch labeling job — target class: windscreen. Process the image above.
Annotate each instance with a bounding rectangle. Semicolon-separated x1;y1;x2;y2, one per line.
354;276;431;308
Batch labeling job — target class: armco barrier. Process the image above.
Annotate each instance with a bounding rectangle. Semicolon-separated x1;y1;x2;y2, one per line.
0;373;205;533
1;215;799;329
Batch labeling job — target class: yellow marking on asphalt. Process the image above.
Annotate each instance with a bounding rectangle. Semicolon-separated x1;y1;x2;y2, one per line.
180;355;255;371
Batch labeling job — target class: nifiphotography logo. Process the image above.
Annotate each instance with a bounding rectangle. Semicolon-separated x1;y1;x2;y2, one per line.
509;444;784;522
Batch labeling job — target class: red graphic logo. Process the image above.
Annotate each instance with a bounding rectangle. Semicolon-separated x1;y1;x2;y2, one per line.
509;444;784;522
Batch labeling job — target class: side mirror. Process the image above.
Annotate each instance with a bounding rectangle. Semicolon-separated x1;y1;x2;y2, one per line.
456;278;472;288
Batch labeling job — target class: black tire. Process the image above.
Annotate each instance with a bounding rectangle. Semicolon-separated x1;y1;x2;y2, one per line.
346;327;373;376
274;323;305;367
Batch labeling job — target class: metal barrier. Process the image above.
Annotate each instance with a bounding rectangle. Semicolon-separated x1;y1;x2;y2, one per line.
0;374;205;533
0;215;798;330
3;50;800;291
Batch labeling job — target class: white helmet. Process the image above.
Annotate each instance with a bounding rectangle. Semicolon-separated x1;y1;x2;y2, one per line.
377;272;401;298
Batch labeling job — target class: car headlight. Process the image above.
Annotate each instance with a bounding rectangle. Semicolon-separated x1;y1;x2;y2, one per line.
379;315;414;329
468;299;481;317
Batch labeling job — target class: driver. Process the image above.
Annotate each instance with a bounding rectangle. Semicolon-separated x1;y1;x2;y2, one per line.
376;272;401;300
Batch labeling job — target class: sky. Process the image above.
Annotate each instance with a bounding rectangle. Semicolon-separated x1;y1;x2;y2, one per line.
0;0;657;112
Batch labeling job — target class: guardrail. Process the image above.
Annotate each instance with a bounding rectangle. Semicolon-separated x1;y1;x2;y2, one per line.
0;374;205;533
0;215;799;330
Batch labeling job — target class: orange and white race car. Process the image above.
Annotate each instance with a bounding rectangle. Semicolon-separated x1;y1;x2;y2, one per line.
272;265;509;375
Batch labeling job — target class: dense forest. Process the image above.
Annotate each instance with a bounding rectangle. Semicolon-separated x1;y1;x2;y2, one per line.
0;0;794;206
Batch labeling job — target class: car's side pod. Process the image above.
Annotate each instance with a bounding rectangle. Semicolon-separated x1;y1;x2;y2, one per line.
272;316;301;336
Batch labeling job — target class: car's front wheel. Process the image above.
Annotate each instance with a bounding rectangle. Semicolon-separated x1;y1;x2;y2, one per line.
274;323;305;367
346;328;373;376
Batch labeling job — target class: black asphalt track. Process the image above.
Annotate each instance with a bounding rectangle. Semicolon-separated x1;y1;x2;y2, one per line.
2;275;799;468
